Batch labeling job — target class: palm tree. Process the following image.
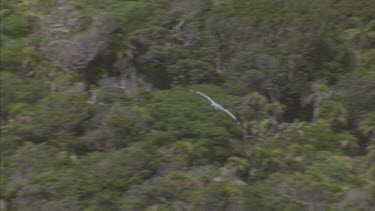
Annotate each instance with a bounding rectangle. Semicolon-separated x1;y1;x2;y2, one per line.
358;112;375;138
226;156;250;177
342;18;375;67
305;82;332;122
235;93;268;140
320;100;348;127
265;102;285;134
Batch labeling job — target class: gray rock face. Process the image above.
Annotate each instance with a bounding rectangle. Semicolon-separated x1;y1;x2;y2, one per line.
38;1;116;70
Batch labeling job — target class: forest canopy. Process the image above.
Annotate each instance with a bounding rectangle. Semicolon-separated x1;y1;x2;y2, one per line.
1;0;374;210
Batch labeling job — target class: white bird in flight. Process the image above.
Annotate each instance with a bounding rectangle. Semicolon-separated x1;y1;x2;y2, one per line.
191;89;240;124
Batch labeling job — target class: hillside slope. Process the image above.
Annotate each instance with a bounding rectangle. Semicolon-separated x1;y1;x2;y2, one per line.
1;0;374;210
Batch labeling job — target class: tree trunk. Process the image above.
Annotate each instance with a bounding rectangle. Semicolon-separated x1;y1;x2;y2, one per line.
312;97;321;122
240;115;248;142
269;114;279;134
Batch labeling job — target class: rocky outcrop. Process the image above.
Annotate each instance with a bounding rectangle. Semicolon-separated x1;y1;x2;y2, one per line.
38;1;116;70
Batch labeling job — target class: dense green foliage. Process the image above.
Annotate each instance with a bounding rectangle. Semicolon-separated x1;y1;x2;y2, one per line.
1;0;374;210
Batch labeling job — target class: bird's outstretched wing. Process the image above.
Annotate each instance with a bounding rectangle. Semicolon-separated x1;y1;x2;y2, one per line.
190;89;216;104
191;89;239;124
218;107;239;123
